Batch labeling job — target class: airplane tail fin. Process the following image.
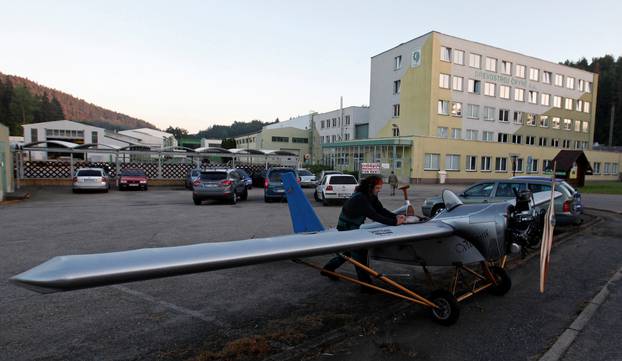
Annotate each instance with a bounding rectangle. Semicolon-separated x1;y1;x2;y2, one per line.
282;172;325;233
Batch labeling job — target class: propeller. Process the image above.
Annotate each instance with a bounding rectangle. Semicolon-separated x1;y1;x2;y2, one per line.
539;163;556;293
399;184;417;222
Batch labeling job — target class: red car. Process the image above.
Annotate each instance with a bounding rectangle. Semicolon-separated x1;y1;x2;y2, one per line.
118;168;148;191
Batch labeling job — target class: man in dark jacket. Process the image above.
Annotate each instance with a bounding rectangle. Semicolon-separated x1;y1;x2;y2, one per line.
321;175;405;292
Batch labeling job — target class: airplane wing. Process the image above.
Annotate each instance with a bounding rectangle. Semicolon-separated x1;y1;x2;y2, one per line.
11;221;454;294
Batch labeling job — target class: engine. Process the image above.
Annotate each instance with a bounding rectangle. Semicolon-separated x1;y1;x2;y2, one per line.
506;189;545;257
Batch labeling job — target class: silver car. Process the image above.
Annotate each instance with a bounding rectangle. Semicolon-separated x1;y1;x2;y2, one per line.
72;168;110;193
192;169;248;205
297;169;316;187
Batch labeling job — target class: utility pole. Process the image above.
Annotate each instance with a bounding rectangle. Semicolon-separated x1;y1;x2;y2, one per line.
608;103;615;146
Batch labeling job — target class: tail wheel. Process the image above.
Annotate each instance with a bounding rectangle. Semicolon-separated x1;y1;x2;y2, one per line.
488;266;511;296
429;289;460;326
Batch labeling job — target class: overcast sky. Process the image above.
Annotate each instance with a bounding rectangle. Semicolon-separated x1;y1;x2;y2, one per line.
1;0;620;133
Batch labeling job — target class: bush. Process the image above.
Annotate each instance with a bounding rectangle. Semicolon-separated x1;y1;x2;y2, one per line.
305;164;333;176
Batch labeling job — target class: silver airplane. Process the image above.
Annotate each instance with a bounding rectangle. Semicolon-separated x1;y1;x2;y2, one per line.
10;173;559;325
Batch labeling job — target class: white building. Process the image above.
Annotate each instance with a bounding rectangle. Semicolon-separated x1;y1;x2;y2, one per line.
118;128;177;149
313;106;370;144
200;138;224;148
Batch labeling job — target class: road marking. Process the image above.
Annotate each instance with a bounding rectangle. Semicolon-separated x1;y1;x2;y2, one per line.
112;285;234;336
538;265;622;361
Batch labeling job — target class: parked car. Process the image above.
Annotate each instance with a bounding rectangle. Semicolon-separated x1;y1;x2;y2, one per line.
264;167;299;202
234;168;253;189
511;176;583;214
185;168;201;189
317;170;342;185
252;169;267;188
314;174;358;205
72;168;110;193
192;169;248;205
297;168;317;187
118;168;148;190
421;179;581;225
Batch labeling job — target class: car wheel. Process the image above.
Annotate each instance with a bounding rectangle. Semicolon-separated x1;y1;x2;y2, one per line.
429;290;460;326
193;197;202;205
314;190;320;202
241;188;248;201
322;193;330;206
432;204;446;216
230;192;238;205
143;185;148;191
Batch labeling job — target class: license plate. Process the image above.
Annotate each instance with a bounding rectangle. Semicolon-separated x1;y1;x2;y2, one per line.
337;193;350;198
85;179;96;182
275;189;285;193
129;184;139;187
206;184;218;187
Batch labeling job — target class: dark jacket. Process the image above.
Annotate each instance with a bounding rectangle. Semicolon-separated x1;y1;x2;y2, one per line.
337;192;397;231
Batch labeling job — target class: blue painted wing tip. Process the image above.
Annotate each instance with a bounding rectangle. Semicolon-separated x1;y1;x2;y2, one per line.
281;172;325;233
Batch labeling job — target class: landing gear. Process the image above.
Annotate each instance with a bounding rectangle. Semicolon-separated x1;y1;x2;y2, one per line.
430;290;460;326
488;266;512;296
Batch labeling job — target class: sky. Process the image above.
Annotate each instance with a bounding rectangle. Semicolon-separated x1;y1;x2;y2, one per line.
1;0;620;133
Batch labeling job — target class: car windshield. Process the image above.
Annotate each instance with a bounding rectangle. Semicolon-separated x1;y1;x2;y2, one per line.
121;169;145;177
298;170;312;176
463;183;494;197
495;183;527;197
200;172;227;181
329;176;357;185
528;183;552;193
236;169;249;177
269;169;295;182
77;170;102;177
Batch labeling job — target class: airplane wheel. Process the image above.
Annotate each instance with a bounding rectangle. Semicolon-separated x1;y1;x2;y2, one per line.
429;290;460;326
488;266;511;296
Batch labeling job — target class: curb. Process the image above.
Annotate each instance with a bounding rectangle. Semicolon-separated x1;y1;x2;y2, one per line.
538;265;622;361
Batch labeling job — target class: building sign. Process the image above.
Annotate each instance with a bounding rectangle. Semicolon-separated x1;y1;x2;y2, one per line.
361;162;381;174
474;70;534;89
411;48;422;68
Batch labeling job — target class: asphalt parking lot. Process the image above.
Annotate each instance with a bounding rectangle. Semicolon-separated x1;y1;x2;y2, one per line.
1;185;620;361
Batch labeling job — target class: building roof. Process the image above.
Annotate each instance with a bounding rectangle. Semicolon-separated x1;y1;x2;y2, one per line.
552;150;593;173
21;120;103;131
118;128;174;140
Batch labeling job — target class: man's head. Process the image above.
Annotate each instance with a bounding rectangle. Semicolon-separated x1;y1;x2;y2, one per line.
356;175;383;196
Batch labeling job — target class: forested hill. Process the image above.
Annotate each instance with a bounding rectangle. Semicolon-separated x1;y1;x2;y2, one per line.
0;72;155;135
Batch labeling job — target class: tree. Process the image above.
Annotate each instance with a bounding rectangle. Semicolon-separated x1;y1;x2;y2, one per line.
221;138;236;149
49;96;65;121
165;126;188;140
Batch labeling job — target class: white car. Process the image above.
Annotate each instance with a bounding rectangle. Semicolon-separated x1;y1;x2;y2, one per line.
314;174;358;205
297;169;317;187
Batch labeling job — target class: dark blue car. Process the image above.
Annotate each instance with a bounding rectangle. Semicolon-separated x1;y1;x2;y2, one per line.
264;167;299;203
235;168;253;189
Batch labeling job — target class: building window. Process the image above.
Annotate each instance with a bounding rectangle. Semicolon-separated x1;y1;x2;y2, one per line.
574;120;581;132
332;135;336;142
466;155;477;171
501;60;512;75
552;117;561;129
526;113;537;126
392;125;400;137
484;107;495;121
393;80;401;94
515;64;526;78
528;159;539;173
541;93;550;106
576;100;583;112
452;76;463;91
345;133;350;140
445;154;460;171
526;136;535;145
586;82;592;93
292;137;308;143
484;82;496;96
31;128;38;142
439;73;450;88
495;157;508;172
392;104;400;117
563;139;571;148
450;102;462;117
514;88;525;102
465;129;478;140
437;100;449;115
553;96;562;108
539;137;548;147
451;128;461;139
578;79;585;91
437;127;448;138
272;136;289;143
566;76;575;89
528;90;538;104
440;47;451;62
565;98;573;110
584;101;591;113
582;121;589;133
542;71;552;84
512;134;522;144
485;57;497;72
593;162;601;175
481;156;492;171
467;79;481;94
498;109;509;122
332;118;337;127
551;138;559;147
92;132;98;144
394;55;402;70
513;111;523;124
345;115;351;125
454;50;464;65
513;157;524;173
497;132;509;143
554;74;563;87
563;119;572;131
424;153;440;170
482;131;494;142
529;68;539;81
466;104;480;119
499;85;510;99
540;115;550;128
320;120;325;129
469;53;481;68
